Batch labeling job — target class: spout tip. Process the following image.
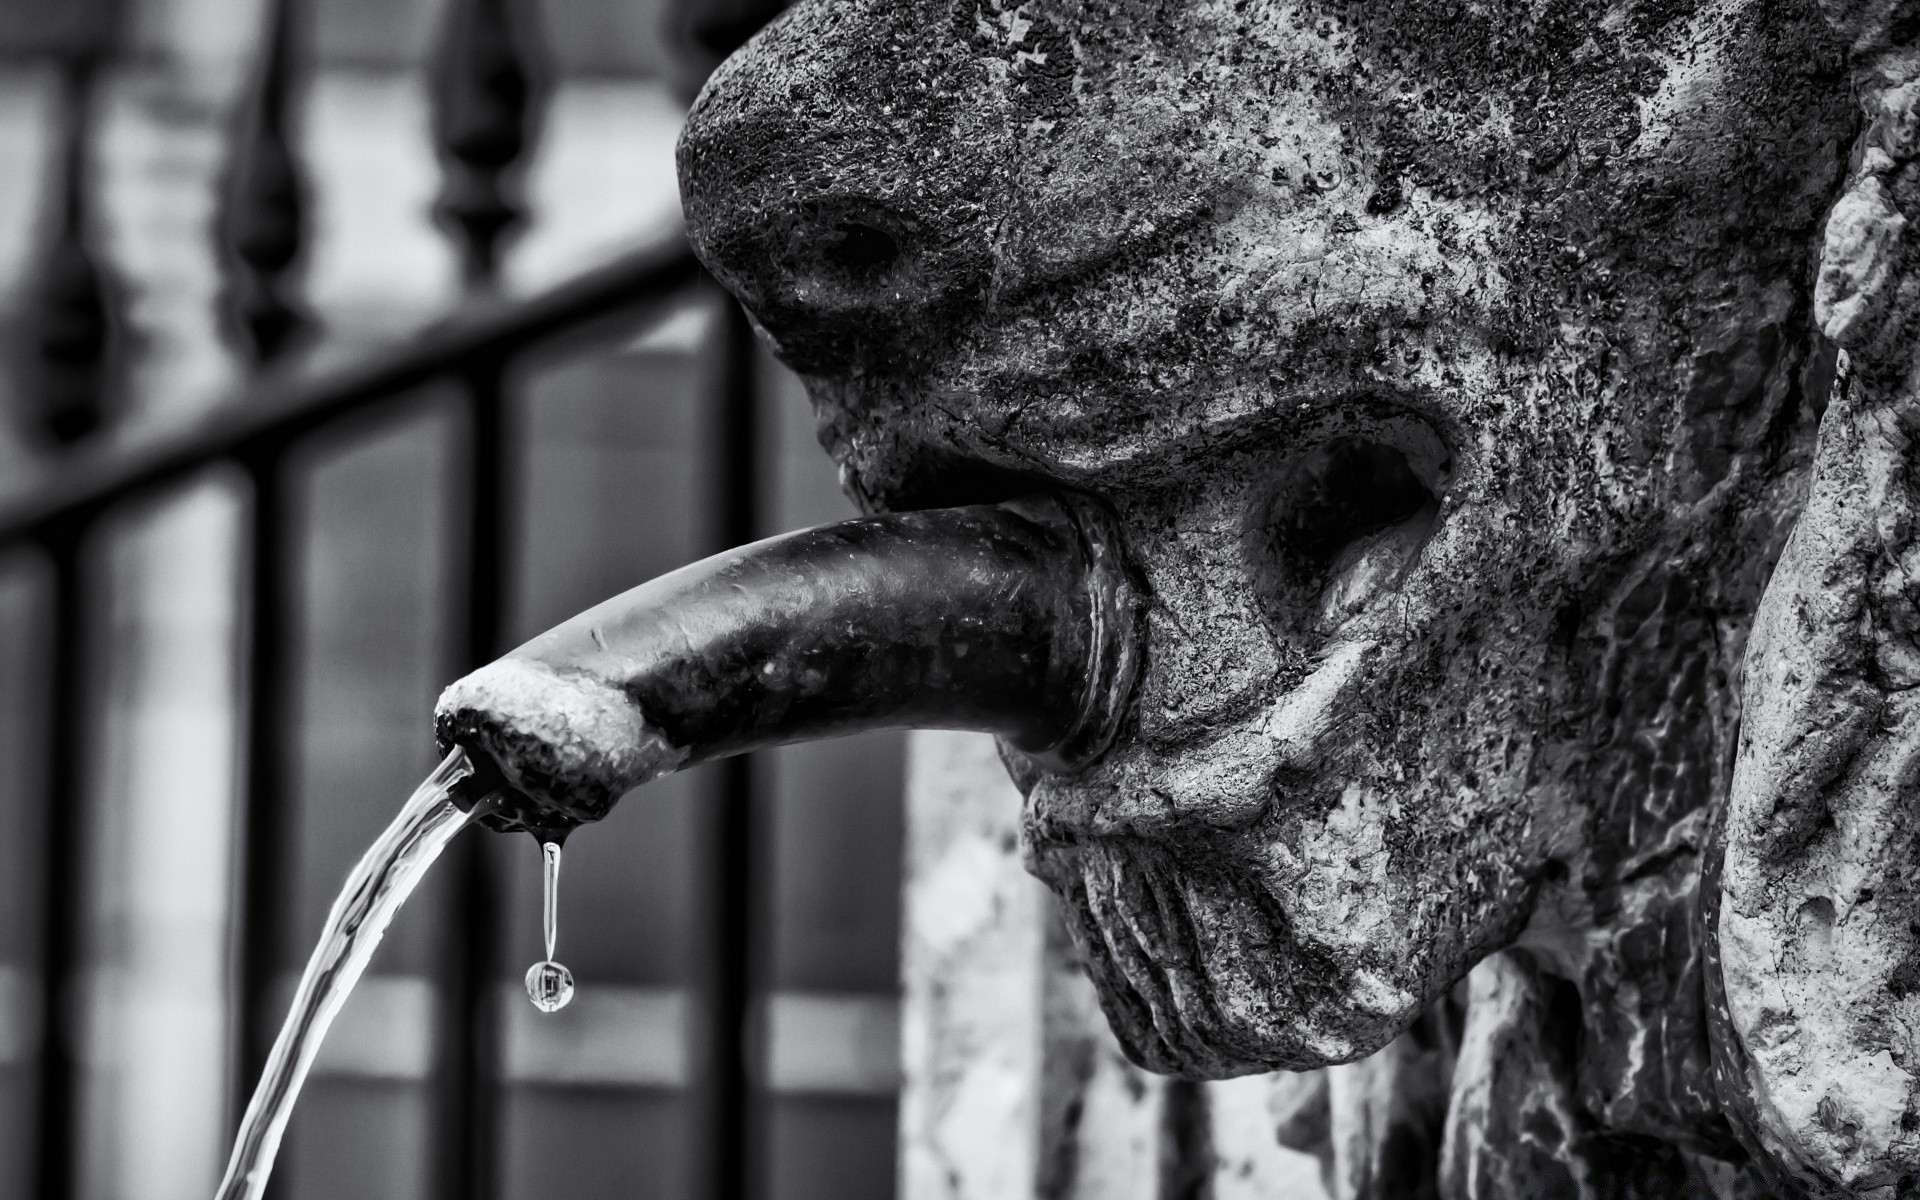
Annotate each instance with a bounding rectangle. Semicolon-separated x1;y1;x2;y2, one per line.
438;741;576;844
435;657;689;831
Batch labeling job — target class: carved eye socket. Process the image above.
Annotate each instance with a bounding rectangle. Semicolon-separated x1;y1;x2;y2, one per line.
1256;435;1446;631
826;221;900;274
1273;438;1435;564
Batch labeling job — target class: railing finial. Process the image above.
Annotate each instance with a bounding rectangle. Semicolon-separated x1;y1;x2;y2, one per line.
430;0;545;290
218;0;311;368
17;54;123;447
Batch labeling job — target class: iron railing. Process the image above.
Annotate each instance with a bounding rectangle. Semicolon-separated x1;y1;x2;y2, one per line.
0;0;780;1197
0;234;773;1200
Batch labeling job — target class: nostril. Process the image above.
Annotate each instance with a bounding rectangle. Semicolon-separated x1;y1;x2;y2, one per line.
737;209;926;375
825;221;900;274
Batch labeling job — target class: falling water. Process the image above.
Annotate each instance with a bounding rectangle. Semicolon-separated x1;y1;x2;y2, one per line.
524;840;574;1012
212;747;489;1200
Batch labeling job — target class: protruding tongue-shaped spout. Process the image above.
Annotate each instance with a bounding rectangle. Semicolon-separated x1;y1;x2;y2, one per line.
435;492;1142;841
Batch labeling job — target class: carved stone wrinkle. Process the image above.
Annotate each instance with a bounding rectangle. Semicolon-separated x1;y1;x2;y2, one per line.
674;0;1920;1193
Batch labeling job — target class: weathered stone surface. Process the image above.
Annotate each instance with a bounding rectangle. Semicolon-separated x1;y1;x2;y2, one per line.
678;0;1920;1192
1717;360;1920;1194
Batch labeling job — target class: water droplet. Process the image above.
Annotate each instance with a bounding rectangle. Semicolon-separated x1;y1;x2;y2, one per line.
525;959;575;1012
525;838;574;1013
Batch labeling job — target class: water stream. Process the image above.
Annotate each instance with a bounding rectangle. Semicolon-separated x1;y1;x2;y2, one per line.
212;747;488;1200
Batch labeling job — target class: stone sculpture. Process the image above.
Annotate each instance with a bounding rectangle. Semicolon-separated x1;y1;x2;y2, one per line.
667;0;1920;1194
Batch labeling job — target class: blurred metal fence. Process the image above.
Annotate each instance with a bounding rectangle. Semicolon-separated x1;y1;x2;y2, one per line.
0;0;778;1197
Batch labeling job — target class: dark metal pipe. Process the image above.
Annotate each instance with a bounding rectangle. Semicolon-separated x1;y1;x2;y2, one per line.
434;491;1142;841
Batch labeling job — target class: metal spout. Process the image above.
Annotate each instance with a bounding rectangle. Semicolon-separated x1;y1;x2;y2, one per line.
435;492;1143;840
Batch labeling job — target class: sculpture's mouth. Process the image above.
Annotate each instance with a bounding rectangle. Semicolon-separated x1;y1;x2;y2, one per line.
1030;827;1390;1076
1023;658;1460;1077
846;444;1061;515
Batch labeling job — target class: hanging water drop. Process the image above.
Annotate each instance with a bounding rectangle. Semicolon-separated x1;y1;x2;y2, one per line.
525;958;574;1012
525;839;574;1013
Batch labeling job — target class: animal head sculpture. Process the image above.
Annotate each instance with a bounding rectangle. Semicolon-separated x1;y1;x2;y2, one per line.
677;0;1920;1192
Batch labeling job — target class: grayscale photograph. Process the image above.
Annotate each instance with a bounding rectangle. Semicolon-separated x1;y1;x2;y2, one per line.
0;0;1909;1197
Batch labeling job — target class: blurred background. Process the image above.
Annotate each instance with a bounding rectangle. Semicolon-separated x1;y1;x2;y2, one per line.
0;1;915;1198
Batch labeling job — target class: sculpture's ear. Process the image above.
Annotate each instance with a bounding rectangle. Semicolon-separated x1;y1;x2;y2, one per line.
1712;17;1920;1187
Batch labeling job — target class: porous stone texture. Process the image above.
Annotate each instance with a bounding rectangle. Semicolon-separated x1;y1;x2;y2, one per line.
677;0;1920;1192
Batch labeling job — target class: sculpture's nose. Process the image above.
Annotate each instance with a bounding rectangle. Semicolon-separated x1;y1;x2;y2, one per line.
676;0;996;376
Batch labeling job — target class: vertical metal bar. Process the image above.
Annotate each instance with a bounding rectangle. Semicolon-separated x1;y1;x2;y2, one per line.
33;516;90;1200
1157;1080;1213;1200
437;360;509;1200
232;445;291;1195
710;294;759;1200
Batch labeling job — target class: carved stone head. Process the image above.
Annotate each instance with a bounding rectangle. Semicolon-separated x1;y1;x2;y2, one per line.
678;0;1920;1190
